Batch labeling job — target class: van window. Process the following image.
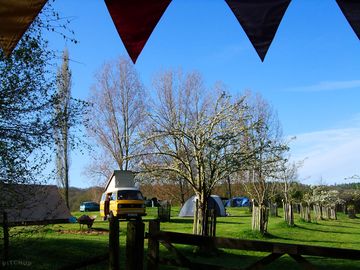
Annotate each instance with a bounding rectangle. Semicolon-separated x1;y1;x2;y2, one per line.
117;190;143;200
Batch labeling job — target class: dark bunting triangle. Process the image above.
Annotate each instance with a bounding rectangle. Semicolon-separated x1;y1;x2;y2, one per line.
105;0;172;63
336;0;360;40
0;0;48;57
225;0;291;61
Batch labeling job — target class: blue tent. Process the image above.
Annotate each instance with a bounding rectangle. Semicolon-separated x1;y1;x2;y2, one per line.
225;197;250;207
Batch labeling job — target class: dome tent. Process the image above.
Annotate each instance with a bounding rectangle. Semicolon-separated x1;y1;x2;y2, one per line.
179;195;226;217
224;197;250;207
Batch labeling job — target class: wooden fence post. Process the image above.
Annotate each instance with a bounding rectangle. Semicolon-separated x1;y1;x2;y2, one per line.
109;213;119;270
147;220;160;270
126;220;144;270
3;212;9;262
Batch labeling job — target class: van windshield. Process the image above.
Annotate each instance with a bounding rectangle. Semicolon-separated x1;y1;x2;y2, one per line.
117;190;143;200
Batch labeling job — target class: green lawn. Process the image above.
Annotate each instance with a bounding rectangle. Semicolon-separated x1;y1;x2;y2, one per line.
1;207;360;269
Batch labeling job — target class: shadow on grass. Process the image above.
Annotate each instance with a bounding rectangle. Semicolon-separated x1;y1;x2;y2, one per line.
302;222;357;229
7;237;110;270
168;218;247;225
226;214;253;218
217;221;245;225
162;244;360;270
161;244;277;269
340;219;360;225
295;224;360;235
167;218;194;224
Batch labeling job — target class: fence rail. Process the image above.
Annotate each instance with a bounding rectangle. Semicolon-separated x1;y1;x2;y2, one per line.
146;220;360;270
4;216;360;270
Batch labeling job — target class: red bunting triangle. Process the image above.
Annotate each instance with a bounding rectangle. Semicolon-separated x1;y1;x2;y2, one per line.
105;0;172;63
0;0;48;57
225;0;291;61
336;0;360;40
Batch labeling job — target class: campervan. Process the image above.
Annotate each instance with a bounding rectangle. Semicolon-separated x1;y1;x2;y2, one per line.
100;187;146;219
100;170;146;220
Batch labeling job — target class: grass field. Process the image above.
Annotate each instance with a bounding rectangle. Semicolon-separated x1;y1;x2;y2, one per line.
1;207;360;269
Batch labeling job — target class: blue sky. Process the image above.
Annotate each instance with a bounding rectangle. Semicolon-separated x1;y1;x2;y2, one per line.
45;0;360;187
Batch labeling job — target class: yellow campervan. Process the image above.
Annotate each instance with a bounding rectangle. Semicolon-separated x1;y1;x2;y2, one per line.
100;170;146;220
100;188;146;219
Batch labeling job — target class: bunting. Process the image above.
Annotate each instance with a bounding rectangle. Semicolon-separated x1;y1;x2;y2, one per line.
0;0;48;57
1;1;359;61
105;0;172;63
225;0;291;61
336;0;360;40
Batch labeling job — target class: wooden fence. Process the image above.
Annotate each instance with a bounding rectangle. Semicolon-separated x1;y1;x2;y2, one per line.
3;214;360;270
146;220;360;270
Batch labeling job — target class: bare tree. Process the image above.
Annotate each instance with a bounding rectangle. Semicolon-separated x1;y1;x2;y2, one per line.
140;176;191;206
142;70;253;235
86;56;146;184
241;93;288;234
83;153;114;186
278;160;300;226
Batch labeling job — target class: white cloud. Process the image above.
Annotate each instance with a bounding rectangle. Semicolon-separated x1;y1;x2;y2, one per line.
289;124;360;184
286;80;360;92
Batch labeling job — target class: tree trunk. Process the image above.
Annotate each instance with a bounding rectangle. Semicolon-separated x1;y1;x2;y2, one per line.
300;203;305;220
193;199;199;235
284;202;294;226
260;205;269;233
64;148;69;209
320;205;324;219
313;204;322;221
305;204;311;222
300;203;311;222
322;206;329;219
227;175;232;199
193;193;209;236
179;178;187;206
330;206;337;220
252;203;269;234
